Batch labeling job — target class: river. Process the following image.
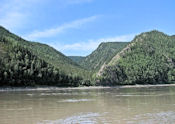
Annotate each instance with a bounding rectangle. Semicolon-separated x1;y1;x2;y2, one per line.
0;86;175;124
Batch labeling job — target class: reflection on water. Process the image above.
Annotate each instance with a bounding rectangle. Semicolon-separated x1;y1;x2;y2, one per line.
0;86;175;124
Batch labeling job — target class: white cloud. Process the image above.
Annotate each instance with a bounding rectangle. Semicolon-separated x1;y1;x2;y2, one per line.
0;0;41;31
0;12;25;30
49;34;135;56
25;15;99;40
0;0;92;31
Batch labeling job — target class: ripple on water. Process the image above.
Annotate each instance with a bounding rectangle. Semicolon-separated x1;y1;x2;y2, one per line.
26;93;34;96
127;111;175;124
39;93;72;96
115;93;173;97
38;112;105;124
57;99;95;103
1;107;33;111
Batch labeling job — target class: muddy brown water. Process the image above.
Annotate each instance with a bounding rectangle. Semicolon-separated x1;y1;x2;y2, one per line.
0;86;175;124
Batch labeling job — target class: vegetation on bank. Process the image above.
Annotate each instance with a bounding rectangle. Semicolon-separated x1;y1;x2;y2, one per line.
0;26;93;86
1;26;175;87
0;26;92;79
99;31;175;85
0;37;84;86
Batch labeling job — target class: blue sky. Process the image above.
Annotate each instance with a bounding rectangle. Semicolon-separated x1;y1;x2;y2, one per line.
0;0;175;56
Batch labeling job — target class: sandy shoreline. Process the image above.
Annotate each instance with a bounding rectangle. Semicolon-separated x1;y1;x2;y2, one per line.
0;84;175;92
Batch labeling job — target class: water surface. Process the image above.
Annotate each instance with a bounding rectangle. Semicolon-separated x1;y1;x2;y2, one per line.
0;86;175;124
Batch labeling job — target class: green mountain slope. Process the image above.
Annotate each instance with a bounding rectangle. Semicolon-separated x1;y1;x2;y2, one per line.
0;26;90;78
99;30;175;85
80;42;128;71
68;56;85;64
0;26;92;86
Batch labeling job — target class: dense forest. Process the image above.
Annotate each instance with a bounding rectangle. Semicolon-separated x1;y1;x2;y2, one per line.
1;26;175;87
98;31;175;85
0;26;92;86
0;26;92;79
78;42;128;71
0;37;85;86
69;56;85;64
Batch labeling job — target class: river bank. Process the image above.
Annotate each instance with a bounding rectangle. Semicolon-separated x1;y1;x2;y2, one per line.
0;84;175;92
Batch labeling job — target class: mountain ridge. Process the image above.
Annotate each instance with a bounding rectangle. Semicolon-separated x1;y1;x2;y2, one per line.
68;56;85;64
1;26;175;86
79;42;129;71
0;26;90;77
0;26;93;86
98;30;175;85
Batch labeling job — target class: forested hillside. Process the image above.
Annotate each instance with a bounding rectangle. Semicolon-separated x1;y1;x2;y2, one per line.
1;26;175;87
0;26;92;78
0;26;92;86
99;30;175;85
79;42;128;71
68;56;85;64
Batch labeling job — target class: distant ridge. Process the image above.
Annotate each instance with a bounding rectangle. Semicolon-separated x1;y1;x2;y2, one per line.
79;42;128;71
68;56;85;64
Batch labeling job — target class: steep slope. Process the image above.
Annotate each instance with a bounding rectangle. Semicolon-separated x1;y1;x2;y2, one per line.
0;26;91;79
0;26;95;86
0;37;83;86
68;56;85;64
80;42;128;71
99;30;175;85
